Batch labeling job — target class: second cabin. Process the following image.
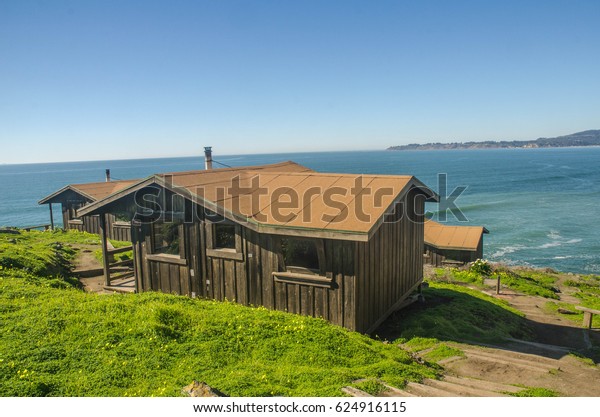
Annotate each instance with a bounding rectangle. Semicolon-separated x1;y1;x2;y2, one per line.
423;219;489;266
78;161;437;333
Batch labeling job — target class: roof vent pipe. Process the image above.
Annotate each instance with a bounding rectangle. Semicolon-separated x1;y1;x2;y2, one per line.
105;169;111;182
204;147;213;170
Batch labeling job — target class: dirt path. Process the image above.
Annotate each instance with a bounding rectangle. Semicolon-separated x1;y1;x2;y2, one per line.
481;284;597;351
71;244;110;293
427;275;600;396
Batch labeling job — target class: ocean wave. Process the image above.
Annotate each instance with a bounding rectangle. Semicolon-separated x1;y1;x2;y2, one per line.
539;241;562;249
489;235;582;258
489;245;526;258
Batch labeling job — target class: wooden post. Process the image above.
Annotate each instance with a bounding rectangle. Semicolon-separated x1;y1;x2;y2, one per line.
583;311;593;329
496;275;501;294
99;213;111;287
48;204;55;230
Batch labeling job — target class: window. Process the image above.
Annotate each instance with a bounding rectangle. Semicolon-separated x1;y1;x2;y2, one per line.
205;219;243;261
273;237;332;288
151;221;182;256
114;212;131;223
214;223;236;250
281;238;320;272
68;202;84;221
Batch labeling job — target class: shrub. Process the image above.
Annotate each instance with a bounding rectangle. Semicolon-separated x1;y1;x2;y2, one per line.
469;259;492;276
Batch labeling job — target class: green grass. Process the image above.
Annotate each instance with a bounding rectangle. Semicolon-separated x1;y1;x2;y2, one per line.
430;268;484;287
508;387;559;397
546;275;600;328
94;240;133;264
0;229;100;277
568;353;597;367
400;337;439;353
565;275;600;311
0;276;438;396
492;269;559;299
430;266;560;298
396;337;464;363
351;379;388;396
421;344;464;363
378;282;531;344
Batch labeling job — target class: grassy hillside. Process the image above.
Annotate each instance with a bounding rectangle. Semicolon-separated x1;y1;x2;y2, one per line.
378;282;531;344
0;229;438;397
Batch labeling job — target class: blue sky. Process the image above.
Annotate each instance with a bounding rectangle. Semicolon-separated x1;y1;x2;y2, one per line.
1;0;599;164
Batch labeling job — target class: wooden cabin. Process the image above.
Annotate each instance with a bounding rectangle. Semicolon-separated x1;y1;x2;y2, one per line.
423;219;489;266
77;161;436;333
38;180;139;241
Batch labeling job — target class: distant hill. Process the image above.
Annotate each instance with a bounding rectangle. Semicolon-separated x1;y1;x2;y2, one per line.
387;130;600;151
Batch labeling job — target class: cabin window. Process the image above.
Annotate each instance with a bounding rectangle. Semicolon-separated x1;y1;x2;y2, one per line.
151;221;183;256
272;237;332;287
214;223;236;250
280;238;323;274
68;202;84;221
114;212;131;223
205;220;244;261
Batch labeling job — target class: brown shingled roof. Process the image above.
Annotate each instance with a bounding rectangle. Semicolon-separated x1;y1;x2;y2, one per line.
39;161;311;205
160;170;418;234
78;161;436;240
424;219;488;251
38;179;140;204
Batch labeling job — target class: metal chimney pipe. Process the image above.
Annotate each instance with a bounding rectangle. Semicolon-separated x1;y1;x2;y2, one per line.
204;147;213;170
105;169;111;182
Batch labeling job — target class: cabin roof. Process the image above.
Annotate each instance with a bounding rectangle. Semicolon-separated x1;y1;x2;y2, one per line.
424;219;489;251
38;179;140;204
78;161;437;241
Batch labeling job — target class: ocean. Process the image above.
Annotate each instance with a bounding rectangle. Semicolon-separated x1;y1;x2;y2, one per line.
1;148;599;274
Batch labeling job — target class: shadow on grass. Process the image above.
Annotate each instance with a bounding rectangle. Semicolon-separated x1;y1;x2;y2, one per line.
375;285;600;363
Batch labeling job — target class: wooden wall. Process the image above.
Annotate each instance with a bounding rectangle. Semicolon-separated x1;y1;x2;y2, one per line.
423;239;482;267
128;188;427;334
354;188;425;333
62;203;132;242
130;217;358;330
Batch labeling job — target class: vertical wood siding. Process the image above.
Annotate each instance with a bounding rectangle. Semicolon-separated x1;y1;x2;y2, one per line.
127;189;426;333
355;188;425;333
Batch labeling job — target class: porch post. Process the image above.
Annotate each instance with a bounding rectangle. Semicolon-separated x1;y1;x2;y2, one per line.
48;204;55;230
99;213;111;287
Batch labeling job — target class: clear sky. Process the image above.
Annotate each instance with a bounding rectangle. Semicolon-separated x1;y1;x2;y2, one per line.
1;0;599;164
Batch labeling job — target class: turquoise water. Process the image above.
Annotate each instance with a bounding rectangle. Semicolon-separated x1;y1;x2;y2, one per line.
1;148;599;274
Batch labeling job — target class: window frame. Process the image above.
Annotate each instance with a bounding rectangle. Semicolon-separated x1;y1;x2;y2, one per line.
66;201;85;224
272;236;333;288
205;219;244;261
148;219;186;261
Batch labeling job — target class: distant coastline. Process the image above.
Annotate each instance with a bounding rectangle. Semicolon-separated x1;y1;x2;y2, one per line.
388;129;600;151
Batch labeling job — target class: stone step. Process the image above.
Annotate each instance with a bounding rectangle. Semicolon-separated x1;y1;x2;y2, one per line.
442;375;522;394
379;384;417;397
341;387;372;397
463;351;554;373
503;338;573;353
437;355;465;366
461;348;558;372
404;381;455;397
424;379;507;397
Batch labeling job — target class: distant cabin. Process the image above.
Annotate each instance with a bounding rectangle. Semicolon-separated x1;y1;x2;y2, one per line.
39;180;139;241
423;220;489;266
71;161;437;333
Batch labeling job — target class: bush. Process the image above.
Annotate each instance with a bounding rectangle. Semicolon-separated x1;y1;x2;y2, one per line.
469;259;492;276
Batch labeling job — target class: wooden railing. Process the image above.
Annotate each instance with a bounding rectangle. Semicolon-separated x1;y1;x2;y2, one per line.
575;306;600;329
21;224;52;231
105;245;134;286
